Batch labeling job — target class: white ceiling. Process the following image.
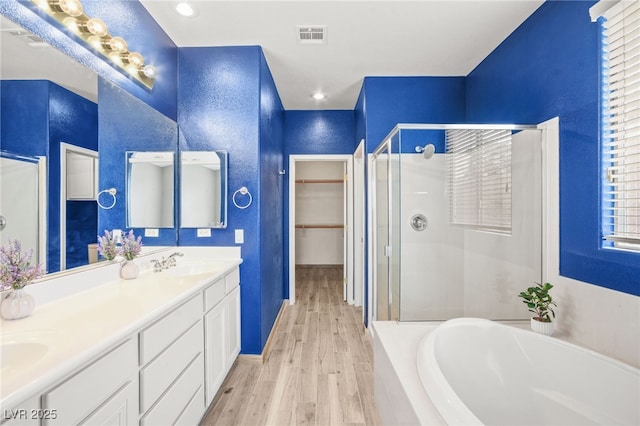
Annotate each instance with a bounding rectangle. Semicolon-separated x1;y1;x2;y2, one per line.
140;0;544;110
0;15;98;102
1;1;544;110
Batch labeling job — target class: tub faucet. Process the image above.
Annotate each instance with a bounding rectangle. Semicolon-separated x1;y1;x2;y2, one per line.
162;252;184;269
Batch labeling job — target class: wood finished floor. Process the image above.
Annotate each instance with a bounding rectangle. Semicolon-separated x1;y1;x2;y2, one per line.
200;266;381;426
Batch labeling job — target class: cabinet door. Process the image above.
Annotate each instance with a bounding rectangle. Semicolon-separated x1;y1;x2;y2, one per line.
43;339;137;426
204;302;226;406
225;285;241;371
66;152;96;200
80;379;138;426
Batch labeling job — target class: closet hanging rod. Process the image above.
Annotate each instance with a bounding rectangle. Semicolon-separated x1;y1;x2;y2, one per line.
295;178;344;184
295;224;344;229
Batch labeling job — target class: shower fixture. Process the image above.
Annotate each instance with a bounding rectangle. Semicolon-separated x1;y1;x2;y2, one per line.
415;144;436;159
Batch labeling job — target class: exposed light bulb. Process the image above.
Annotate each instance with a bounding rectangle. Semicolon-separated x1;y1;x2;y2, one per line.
84;17;108;37
108;36;128;53
312;92;326;100
62;16;79;33
87;35;104;51
175;2;195;17
108;51;123;65
141;64;156;79
51;0;83;17
33;0;51;12
124;52;144;67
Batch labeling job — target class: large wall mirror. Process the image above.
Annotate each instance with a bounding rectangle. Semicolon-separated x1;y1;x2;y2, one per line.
0;15;178;277
180;150;228;229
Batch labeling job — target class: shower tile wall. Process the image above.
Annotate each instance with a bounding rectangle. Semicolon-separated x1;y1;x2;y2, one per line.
398;130;541;321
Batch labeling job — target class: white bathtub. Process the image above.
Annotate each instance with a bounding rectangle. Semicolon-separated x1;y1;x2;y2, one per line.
417;318;640;425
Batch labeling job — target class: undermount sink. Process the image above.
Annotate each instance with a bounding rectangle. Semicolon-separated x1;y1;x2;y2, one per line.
167;261;224;278
1;341;50;373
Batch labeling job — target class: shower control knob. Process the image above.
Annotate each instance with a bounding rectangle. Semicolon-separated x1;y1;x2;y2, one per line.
411;214;428;231
0;215;6;231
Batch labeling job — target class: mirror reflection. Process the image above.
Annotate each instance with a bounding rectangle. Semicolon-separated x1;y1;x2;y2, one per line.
126;151;175;229
0;15;178;276
180;151;228;229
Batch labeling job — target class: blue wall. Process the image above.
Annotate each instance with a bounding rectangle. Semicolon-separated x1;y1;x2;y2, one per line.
49;83;99;270
177;46;285;354
466;0;640;295
259;54;285;345
97;78;177;247
1;80;97;273
1;80;49;156
359;77;466;153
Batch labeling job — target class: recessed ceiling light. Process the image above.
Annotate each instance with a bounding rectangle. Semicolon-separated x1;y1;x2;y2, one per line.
175;2;196;17
312;92;326;100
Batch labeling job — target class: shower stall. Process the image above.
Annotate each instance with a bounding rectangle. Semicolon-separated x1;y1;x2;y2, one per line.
371;124;542;322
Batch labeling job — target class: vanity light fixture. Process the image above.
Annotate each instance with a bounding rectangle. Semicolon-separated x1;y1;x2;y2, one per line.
31;0;156;89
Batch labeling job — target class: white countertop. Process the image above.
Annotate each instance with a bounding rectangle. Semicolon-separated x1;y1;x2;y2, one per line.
0;251;241;411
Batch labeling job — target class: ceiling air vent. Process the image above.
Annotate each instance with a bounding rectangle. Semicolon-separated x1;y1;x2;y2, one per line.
7;30;48;47
296;25;327;45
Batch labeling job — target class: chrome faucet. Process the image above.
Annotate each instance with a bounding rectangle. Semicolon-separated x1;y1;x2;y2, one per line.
150;259;163;272
150;252;184;272
162;251;184;269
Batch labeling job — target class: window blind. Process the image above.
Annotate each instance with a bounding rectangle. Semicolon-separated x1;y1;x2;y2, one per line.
598;0;640;248
446;129;512;233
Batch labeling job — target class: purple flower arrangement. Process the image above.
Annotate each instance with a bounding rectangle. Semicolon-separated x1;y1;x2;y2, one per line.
120;230;143;261
97;230;143;261
0;240;44;291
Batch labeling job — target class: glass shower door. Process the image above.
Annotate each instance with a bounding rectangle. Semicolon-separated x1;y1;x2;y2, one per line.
374;143;390;320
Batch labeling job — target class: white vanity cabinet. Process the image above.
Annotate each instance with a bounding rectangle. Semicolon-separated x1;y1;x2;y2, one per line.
0;264;242;426
139;294;205;426
42;339;138;426
203;268;241;405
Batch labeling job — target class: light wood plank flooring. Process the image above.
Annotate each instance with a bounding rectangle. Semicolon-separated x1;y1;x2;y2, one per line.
200;266;381;426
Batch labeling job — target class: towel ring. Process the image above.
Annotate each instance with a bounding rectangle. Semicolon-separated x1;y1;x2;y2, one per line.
97;188;117;210
232;186;252;209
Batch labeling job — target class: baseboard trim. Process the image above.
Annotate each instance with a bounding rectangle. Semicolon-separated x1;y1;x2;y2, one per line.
237;299;288;364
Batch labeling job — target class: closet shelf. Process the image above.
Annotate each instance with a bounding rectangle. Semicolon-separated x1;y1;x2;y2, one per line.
295;179;344;184
295;224;344;229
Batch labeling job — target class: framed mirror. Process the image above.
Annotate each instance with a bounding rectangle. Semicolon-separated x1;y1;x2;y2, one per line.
180;150;228;229
126;151;175;229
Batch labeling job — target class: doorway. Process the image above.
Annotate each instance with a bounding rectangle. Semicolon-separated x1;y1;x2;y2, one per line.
288;155;353;305
60;142;98;270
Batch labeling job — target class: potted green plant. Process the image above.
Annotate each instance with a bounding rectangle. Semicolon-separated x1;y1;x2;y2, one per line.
518;282;557;335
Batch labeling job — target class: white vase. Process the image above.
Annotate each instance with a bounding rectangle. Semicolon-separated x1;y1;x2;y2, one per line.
1;288;35;320
120;260;139;280
530;317;554;336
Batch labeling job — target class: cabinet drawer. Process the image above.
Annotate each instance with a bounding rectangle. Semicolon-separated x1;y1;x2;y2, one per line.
80;379;138;426
43;339;137;426
140;354;204;426
204;278;225;312
225;268;240;293
174;386;205;426
140;320;203;412
139;294;202;365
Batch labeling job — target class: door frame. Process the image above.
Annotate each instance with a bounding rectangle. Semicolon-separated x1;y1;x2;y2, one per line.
353;140;365;310
288;154;353;305
60;142;98;271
